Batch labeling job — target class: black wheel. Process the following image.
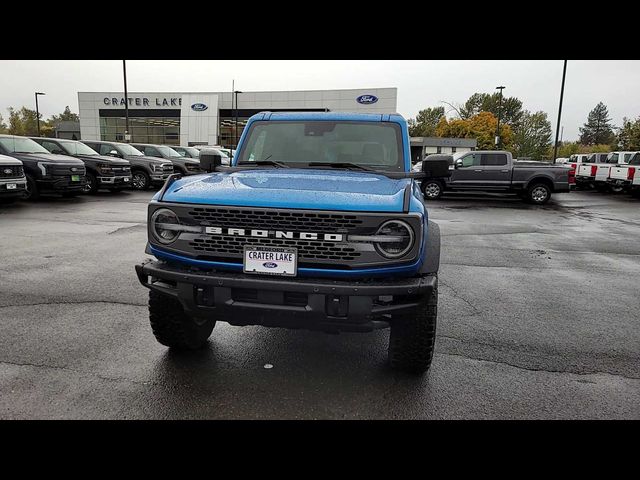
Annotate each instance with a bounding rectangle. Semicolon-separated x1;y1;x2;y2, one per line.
388;279;438;373
421;180;443;200
609;185;624;194
84;172;98;194
24;175;40;201
132;170;150;190
148;290;215;350
526;183;551;204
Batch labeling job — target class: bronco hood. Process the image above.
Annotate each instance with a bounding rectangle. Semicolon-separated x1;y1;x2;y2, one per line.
160;168;411;212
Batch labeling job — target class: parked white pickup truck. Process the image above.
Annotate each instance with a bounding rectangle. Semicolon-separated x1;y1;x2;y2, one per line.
589;151;639;192
607;152;640;196
575;152;610;189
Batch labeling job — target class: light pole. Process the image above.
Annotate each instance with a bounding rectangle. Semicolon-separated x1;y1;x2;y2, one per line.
495;86;505;149
35;92;46;136
122;60;131;142
234;90;243;150
553;60;568;163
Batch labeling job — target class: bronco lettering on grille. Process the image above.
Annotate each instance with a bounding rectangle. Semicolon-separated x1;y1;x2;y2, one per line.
205;226;343;242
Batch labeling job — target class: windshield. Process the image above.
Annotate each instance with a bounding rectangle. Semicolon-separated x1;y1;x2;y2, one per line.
238;121;403;171
157;145;182;158
117;144;144;156
184;147;200;158
60;140;99;156
0;136;50;154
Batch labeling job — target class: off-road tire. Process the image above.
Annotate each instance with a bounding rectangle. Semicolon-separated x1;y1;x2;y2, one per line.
132;170;151;190
148;290;215;350
84;172;99;194
526;182;551;204
388;279;438;373
421;180;444;200
25;175;40;201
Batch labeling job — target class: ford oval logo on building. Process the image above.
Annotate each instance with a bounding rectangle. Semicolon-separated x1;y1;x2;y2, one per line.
191;103;208;111
356;94;378;105
263;262;278;269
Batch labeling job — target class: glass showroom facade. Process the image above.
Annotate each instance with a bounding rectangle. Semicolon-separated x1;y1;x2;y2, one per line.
99;109;180;145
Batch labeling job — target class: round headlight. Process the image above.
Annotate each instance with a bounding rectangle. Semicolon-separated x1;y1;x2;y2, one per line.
151;208;180;244
374;220;414;258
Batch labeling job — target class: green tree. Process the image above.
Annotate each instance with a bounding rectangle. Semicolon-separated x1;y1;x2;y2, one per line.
407;106;445;137
579;102;615;145
49;106;79;124
511;111;552;160
436;111;512;150
616;116;640;150
459;92;524;127
0;113;7;133
6;106;55;137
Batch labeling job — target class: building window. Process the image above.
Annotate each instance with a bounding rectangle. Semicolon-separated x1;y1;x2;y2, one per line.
219;117;249;148
99;112;180;145
451;147;456;153
436;146;442;154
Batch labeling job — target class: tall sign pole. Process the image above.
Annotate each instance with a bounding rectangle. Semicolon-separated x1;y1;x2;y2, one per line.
123;60;131;142
552;60;568;163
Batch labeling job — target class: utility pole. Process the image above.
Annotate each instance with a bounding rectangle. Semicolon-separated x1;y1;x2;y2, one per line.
35;92;46;136
123;60;130;142
552;60;568;163
495;86;505;149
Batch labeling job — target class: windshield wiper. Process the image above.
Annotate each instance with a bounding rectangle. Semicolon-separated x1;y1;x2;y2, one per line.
306;162;377;172
237;160;290;168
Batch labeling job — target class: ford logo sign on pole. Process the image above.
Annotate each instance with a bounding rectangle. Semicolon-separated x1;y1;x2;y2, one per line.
356;95;378;105
191;103;208;112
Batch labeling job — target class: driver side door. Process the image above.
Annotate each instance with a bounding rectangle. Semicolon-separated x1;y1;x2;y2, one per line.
449;153;483;187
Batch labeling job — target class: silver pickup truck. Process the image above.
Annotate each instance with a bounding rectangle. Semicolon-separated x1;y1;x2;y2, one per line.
419;150;571;204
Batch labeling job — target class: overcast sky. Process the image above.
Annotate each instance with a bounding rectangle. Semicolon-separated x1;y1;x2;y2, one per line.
1;60;638;141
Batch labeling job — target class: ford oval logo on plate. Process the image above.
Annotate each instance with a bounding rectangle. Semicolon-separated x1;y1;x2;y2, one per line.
191;103;208;111
356;94;378;105
263;262;278;269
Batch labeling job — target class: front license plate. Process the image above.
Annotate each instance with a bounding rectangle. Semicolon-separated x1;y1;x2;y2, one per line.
7;183;17;190
244;246;297;277
71;175;80;182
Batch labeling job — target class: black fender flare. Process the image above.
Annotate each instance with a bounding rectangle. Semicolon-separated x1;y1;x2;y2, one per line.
420;220;441;275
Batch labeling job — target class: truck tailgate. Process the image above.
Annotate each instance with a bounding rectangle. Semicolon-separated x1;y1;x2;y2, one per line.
609;166;629;181
595;165;612;182
576;164;594;177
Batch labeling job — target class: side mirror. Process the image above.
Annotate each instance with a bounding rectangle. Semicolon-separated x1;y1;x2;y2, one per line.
455;159;464;168
199;149;222;172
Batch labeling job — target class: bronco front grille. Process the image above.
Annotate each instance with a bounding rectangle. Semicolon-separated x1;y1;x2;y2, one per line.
1;165;23;178
187;207;363;232
189;235;361;262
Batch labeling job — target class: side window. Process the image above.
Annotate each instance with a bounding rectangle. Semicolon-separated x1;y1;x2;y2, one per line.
41;141;61;153
99;144;114;156
145;147;159;157
461;154;480;167
608;154;619;164
481;153;507;166
623;153;632;163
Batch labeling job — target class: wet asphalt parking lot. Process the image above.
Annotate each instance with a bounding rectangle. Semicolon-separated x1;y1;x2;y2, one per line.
0;188;639;419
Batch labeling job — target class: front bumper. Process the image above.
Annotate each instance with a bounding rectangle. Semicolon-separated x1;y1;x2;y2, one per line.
37;175;87;192
98;175;132;186
151;173;172;184
135;259;436;333
0;178;27;197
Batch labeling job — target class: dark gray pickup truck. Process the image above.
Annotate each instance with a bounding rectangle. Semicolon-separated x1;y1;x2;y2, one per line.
418;150;571;204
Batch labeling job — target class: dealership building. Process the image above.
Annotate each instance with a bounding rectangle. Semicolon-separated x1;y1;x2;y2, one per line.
77;88;397;148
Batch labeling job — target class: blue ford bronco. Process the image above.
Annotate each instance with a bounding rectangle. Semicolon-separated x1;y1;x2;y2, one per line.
136;112;441;372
